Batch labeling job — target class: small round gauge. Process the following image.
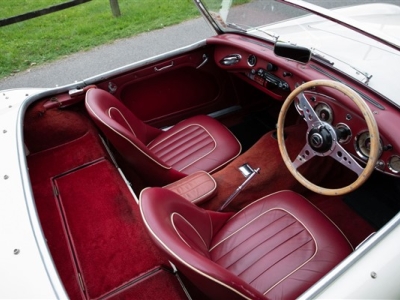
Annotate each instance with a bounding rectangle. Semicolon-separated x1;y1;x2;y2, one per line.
388;155;400;174
247;54;257;67
355;131;383;160
315;102;333;124
336;123;352;144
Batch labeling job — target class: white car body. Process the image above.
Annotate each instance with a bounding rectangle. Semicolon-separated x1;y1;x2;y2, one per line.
1;0;400;298
1;88;68;298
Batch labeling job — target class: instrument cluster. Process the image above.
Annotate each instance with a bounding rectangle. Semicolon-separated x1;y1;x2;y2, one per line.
211;37;400;177
297;91;400;176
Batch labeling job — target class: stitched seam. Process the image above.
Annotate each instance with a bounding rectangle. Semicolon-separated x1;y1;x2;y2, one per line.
85;93;171;170
171;212;208;250
150;126;205;153
216;216;297;267
164;171;217;203
212;213;289;261
262;211;318;295
226;191;289;223
249;234;312;285
242;228;308;279
156;135;214;166
138;196;252;300
149;123;218;172
173;141;215;168
212;206;318;295
247;229;309;279
149;124;213;149
224;189;352;253
206;133;241;174
108;107;137;138
190;181;217;203
210;208;288;252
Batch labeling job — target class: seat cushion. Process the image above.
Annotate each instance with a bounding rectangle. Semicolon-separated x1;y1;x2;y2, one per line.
147;115;241;174
210;191;353;299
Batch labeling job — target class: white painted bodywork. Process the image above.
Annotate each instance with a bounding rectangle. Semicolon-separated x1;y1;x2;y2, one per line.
301;214;400;299
0;89;67;299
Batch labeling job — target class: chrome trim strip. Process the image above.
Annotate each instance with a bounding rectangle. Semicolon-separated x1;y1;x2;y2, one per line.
193;0;223;34
207;105;241;119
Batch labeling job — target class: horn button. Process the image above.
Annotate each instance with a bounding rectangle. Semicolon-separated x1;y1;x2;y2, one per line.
308;126;333;153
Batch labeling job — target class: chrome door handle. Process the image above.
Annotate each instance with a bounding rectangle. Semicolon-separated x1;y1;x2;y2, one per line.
220;54;242;66
196;54;209;69
154;61;174;72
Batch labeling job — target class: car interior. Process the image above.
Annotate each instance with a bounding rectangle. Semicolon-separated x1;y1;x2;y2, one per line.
24;33;400;299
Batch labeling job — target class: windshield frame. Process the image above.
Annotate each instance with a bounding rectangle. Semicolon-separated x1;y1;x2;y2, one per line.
194;0;400;52
193;0;226;34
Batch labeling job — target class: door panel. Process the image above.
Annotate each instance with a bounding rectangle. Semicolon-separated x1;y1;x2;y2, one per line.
96;46;238;127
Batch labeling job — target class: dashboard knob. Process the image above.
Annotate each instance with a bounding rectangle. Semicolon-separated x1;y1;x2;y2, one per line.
266;63;277;71
283;71;292;77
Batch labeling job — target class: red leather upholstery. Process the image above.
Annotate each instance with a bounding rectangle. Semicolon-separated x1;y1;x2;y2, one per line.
140;188;353;299
164;171;217;204
85;88;241;185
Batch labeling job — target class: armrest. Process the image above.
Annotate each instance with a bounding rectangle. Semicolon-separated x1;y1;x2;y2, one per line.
164;171;217;205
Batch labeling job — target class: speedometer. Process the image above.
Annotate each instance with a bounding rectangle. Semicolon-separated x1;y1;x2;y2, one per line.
315;102;333;124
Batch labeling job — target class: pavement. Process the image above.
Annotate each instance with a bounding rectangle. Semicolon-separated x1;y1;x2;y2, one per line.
0;17;214;90
2;0;397;91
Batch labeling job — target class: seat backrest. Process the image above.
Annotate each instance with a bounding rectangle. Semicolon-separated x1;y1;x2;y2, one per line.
85;88;185;185
86;88;159;144
140;187;267;300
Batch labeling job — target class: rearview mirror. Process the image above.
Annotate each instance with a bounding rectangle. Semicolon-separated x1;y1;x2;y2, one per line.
274;42;311;64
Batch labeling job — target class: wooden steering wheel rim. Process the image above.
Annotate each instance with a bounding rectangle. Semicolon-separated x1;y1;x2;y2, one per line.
277;79;380;196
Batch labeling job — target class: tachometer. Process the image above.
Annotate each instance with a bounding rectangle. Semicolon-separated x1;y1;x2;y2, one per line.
355;131;382;160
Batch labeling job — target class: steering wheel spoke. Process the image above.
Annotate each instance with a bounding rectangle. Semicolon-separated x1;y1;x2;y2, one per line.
329;142;364;176
293;143;317;169
297;92;321;128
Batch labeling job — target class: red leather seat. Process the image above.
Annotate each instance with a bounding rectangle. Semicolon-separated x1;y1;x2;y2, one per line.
140;188;353;299
85;88;241;185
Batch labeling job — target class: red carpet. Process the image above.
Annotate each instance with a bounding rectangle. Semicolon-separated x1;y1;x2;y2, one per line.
25;101;374;298
54;159;170;298
26;104;186;299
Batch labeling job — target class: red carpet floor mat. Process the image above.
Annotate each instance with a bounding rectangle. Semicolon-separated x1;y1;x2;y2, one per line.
53;159;173;299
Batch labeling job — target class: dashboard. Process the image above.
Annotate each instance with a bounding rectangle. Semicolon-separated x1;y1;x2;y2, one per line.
208;34;400;177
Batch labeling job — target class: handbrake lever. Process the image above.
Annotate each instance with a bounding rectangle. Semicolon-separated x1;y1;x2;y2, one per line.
218;163;260;212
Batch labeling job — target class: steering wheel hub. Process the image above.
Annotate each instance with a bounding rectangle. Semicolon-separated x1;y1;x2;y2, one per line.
308;126;332;153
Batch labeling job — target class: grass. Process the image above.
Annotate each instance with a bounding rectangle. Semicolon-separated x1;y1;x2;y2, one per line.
0;0;200;79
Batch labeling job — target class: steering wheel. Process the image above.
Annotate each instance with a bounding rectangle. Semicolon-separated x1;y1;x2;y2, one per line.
277;79;380;196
